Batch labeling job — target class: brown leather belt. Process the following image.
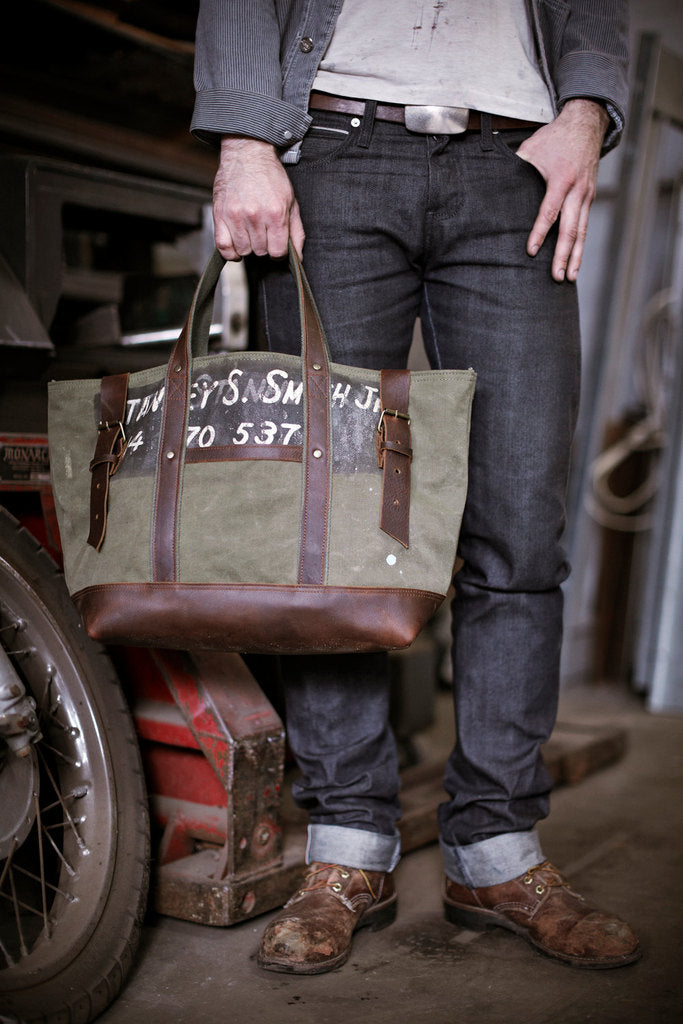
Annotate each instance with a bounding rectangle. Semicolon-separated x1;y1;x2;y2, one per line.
309;91;540;133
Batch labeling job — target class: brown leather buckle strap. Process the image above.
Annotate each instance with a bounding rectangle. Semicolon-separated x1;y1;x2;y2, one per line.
377;369;412;548
88;372;129;551
309;92;541;132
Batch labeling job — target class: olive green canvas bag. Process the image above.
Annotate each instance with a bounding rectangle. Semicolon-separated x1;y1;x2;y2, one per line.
48;248;475;654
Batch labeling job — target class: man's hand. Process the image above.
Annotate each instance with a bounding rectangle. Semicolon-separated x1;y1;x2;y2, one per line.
212;136;305;261
517;99;609;282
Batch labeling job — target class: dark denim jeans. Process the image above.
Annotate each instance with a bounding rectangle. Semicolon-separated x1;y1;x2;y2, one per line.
253;109;580;883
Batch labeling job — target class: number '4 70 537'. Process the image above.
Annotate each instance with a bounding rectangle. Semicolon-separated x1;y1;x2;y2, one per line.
125;421;302;455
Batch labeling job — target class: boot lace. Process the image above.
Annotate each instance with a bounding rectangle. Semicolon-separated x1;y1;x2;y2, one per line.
522;861;573;897
297;863;377;900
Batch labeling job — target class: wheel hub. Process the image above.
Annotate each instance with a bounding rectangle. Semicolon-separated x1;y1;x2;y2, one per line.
0;745;38;859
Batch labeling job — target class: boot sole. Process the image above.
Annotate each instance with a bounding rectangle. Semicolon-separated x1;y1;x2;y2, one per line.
443;900;642;970
258;894;398;975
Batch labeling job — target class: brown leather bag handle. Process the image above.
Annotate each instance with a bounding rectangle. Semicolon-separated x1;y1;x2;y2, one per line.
92;248;409;571
171;244;332;367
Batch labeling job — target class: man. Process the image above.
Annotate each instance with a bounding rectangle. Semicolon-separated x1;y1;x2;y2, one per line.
192;0;640;974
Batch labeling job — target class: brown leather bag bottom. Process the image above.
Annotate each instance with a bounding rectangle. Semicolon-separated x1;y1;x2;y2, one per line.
74;583;444;654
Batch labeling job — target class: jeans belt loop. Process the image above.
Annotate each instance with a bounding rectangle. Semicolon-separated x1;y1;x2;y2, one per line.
358;99;377;148
480;112;494;151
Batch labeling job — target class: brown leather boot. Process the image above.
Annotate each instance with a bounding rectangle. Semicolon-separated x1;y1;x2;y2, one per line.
257;862;397;974
444;860;641;969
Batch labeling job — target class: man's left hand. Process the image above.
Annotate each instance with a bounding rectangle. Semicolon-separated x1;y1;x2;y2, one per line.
517;98;610;282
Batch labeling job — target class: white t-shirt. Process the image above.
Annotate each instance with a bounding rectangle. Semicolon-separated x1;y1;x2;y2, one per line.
312;0;554;124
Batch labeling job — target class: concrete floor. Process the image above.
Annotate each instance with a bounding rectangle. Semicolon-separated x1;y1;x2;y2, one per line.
100;683;683;1024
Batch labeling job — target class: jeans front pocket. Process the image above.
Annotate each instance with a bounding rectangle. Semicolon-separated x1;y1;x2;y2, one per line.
490;128;546;188
298;118;356;168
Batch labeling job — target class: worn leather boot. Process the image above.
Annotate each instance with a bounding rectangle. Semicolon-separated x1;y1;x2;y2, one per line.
257;862;397;974
444;860;640;969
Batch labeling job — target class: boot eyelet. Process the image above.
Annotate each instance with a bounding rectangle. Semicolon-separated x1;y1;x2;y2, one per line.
331;882;342;892
340;871;349;878
524;875;533;885
535;884;545;895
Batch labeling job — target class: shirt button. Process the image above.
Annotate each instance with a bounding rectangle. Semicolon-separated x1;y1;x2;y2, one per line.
299;37;314;53
283;130;293;141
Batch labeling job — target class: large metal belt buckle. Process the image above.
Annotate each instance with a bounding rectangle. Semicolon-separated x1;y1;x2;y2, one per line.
404;105;470;133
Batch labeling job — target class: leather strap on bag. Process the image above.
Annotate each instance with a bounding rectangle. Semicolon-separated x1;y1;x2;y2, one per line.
88;372;129;551
152;251;225;582
289;250;331;585
377;369;412;548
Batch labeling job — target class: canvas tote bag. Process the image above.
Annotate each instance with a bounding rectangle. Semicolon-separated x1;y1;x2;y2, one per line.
48;248;476;654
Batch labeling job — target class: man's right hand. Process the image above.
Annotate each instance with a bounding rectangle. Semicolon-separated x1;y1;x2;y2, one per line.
213;136;305;261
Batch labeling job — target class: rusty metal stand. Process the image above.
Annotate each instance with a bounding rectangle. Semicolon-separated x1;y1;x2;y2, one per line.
121;648;295;925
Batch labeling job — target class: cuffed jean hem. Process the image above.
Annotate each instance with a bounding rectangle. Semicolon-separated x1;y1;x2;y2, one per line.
306;824;402;872
440;829;545;888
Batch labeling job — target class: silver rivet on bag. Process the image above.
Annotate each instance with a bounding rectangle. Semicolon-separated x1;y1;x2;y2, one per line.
312;449;323;459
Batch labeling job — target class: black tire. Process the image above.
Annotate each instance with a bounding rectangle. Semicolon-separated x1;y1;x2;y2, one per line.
0;505;149;1023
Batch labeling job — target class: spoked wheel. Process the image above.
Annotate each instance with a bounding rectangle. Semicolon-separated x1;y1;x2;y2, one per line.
0;506;149;1023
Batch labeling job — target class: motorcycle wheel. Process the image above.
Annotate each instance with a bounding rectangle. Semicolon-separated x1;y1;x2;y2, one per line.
0;506;149;1023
